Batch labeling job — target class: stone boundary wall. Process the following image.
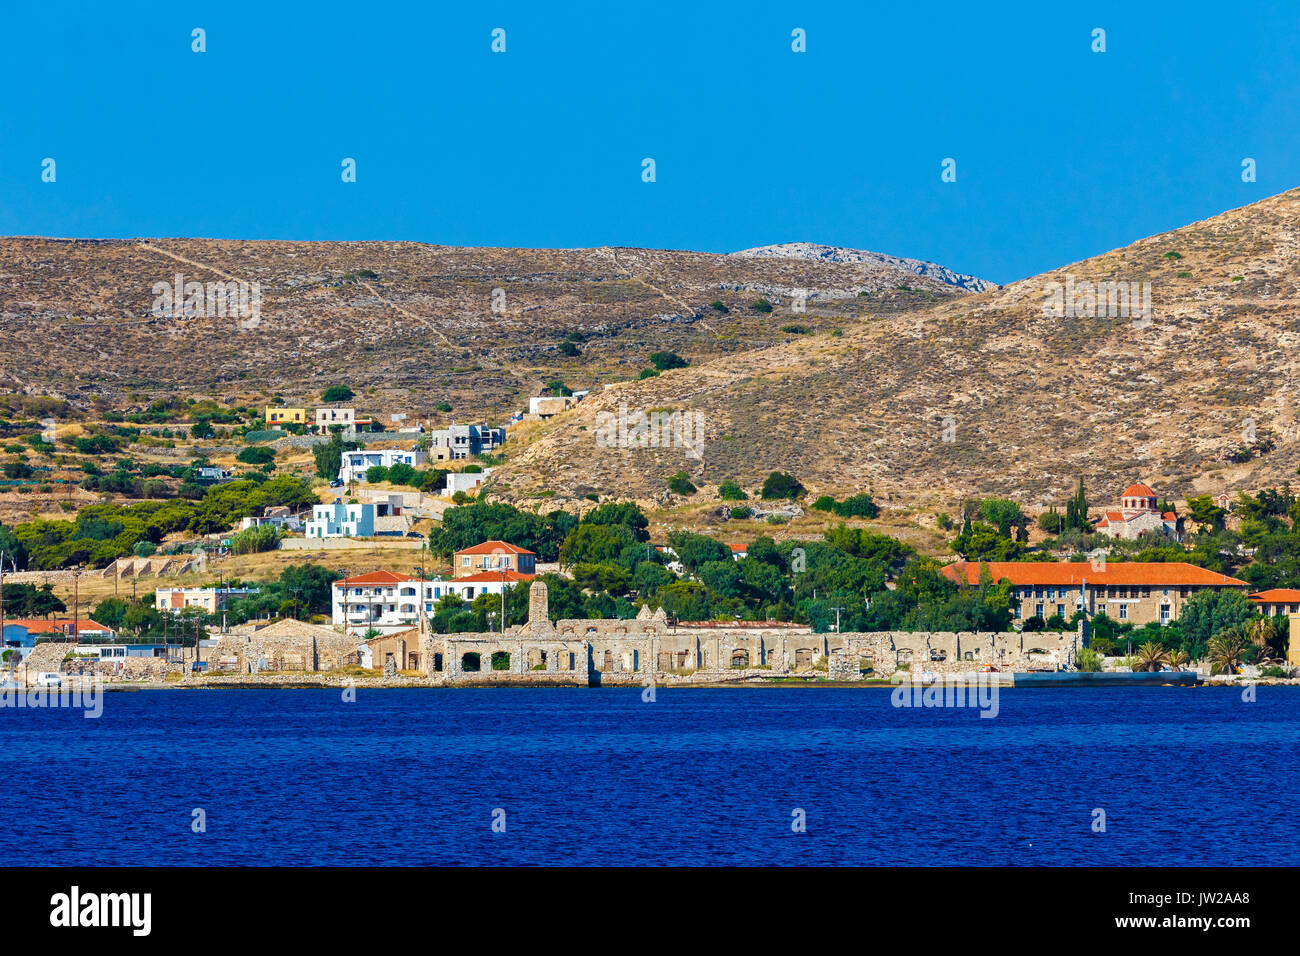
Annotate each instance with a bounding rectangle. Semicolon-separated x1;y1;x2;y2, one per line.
280;537;423;551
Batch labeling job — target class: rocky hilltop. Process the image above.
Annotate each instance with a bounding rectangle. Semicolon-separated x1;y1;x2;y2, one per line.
732;242;998;293
0;238;969;419
489;188;1300;511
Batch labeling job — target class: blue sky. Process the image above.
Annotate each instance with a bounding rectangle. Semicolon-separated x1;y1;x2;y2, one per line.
1;1;1296;283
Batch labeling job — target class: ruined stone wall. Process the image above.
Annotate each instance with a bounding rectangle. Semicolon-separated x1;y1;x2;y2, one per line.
206;625;358;673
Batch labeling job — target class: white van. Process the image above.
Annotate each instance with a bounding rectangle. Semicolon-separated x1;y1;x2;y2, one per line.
36;672;62;688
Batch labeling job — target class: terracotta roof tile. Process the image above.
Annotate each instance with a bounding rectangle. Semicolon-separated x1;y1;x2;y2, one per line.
454;540;536;556
942;561;1247;588
1249;589;1300;603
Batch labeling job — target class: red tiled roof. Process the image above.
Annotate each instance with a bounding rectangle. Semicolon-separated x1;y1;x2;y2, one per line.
941;561;1247;588
4;618;111;634
450;570;535;584
1122;483;1157;498
728;543;747;552
1249;589;1300;603
454;540;536;556
334;570;417;586
1162;512;1177;520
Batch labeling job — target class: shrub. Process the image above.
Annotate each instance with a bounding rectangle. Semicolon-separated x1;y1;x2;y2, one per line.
649;351;689;371
752;298;773;313
236;446;275;465
781;324;811;334
229;524;280;555
761;471;804;499
322;385;354;402
1076;647;1102;672
666;471;697;495
558;341;582;357
638;369;659;380
718;479;747;501
729;506;750;519
710;301;729;313
810;492;877;518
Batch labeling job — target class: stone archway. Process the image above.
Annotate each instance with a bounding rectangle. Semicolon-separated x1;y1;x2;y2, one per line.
461;652;481;672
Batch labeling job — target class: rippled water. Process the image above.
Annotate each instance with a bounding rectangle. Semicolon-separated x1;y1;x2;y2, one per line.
2;685;1295;865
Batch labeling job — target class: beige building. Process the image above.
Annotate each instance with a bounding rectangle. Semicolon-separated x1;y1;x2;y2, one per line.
942;561;1249;627
453;540;537;578
314;406;356;431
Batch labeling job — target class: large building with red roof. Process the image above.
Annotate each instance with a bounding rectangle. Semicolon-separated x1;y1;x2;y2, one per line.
331;561;536;635
942;560;1248;626
1093;481;1181;541
1249;589;1300;617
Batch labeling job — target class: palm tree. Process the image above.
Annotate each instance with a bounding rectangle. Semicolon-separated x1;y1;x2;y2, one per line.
1245;616;1278;663
1208;626;1249;675
1135;641;1171;673
1168;647;1190;671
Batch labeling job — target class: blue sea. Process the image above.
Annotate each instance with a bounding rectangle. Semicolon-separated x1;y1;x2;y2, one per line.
2;686;1296;866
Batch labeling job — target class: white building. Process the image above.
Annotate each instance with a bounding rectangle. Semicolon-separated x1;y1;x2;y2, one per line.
238;506;303;532
331;569;535;635
445;468;492;497
306;499;376;538
339;447;427;483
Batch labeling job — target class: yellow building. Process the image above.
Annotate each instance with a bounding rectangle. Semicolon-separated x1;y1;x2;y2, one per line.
1289;616;1300;667
265;407;307;426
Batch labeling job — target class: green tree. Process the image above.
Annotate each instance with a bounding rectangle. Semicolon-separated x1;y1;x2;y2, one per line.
761;471;804;499
649;351;689;371
322;385;354;402
1179;588;1256;650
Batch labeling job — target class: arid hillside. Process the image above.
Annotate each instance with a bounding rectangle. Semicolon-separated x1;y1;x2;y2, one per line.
487;188;1300;514
0;237;975;419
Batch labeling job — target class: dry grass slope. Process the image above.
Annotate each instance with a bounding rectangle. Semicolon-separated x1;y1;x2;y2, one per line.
489;188;1300;512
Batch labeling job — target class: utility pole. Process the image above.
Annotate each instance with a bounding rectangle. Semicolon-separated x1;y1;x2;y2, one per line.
70;565;83;644
499;559;507;637
0;550;11;666
830;606;845;633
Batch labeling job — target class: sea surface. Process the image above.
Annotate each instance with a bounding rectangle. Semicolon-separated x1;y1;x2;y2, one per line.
2;685;1296;866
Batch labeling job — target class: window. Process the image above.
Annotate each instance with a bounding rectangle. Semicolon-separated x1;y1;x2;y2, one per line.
1119;604;1128;620
1035;603;1044;618
1056;604;1065;619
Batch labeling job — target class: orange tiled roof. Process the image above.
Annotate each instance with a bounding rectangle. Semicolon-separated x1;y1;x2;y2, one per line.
1249;589;1300;603
450;570;535;584
1122;482;1157;497
4;618;111;633
454;540;536;556
728;543;747;552
942;561;1247;588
